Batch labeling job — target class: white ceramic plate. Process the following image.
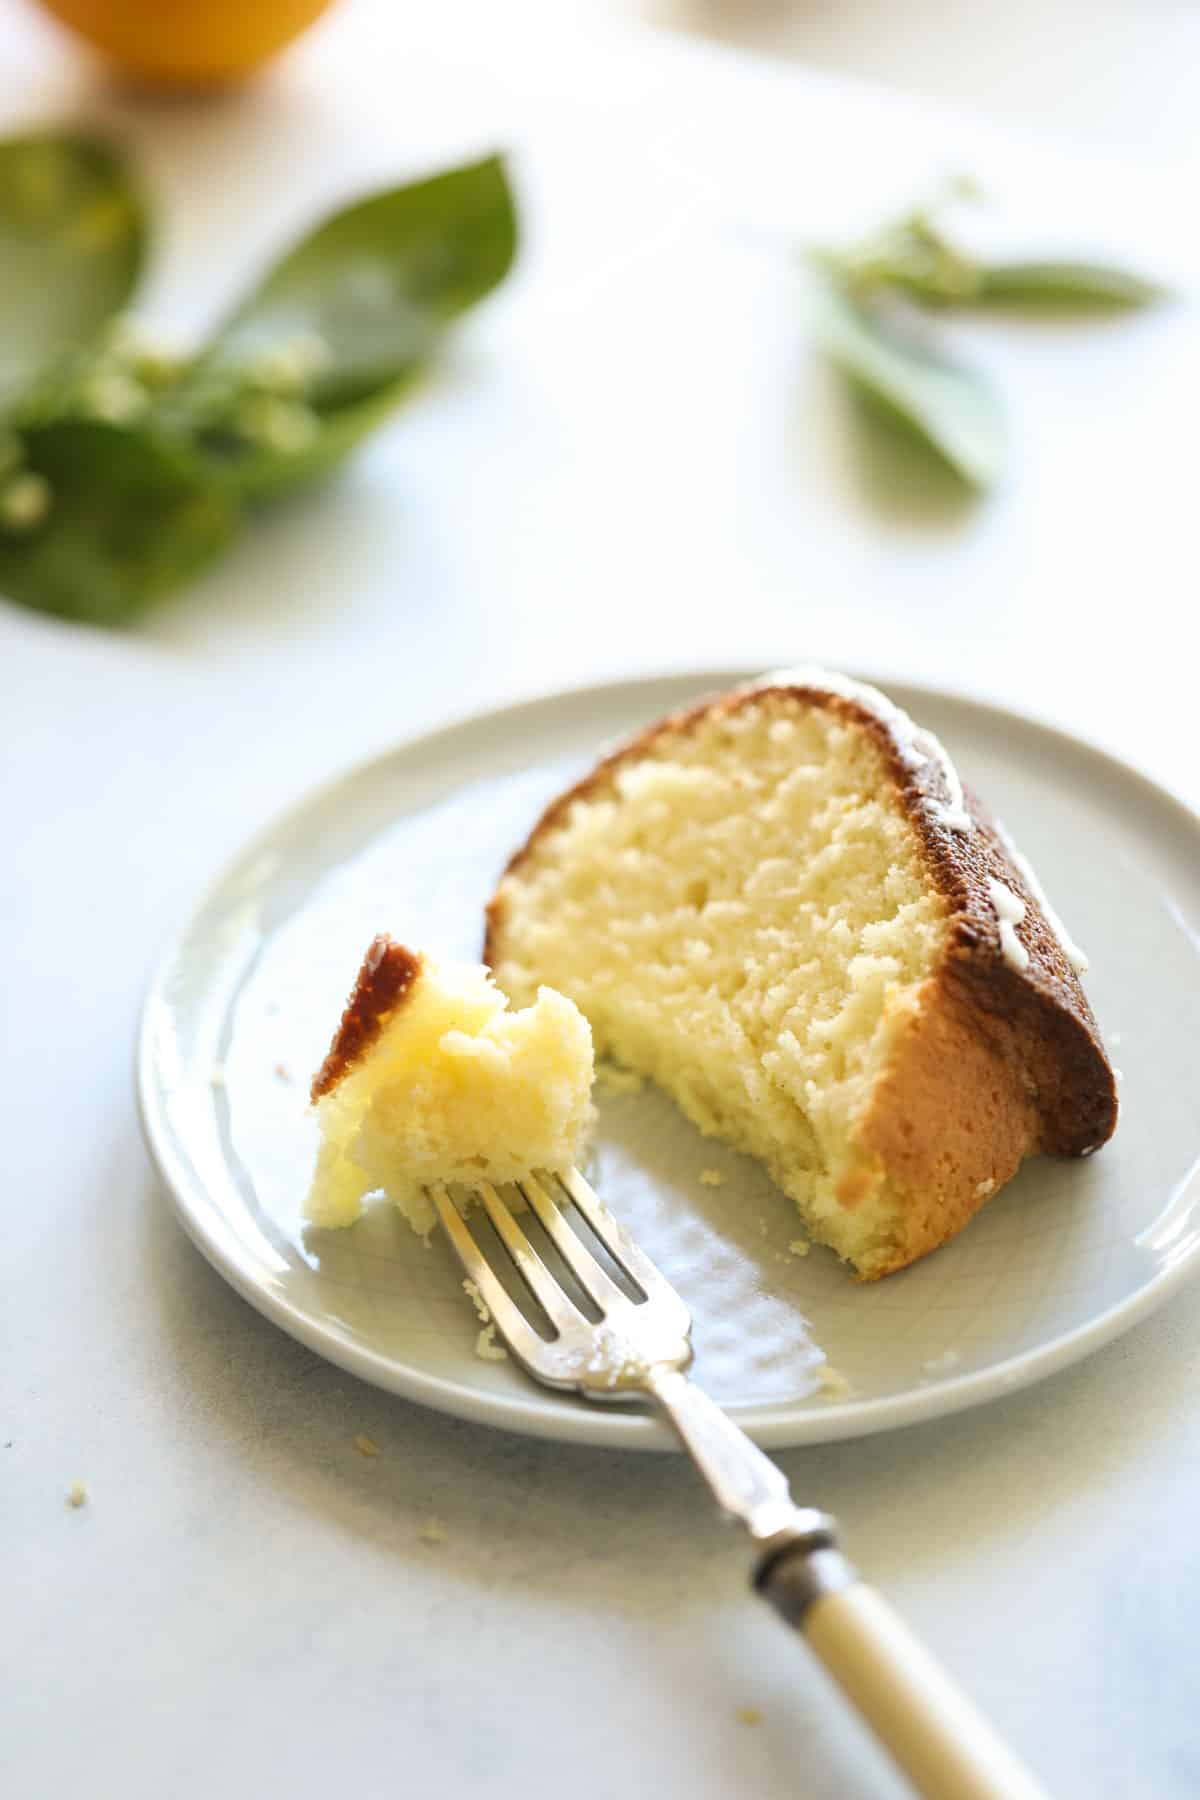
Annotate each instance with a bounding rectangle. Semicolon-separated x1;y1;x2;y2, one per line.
139;671;1200;1450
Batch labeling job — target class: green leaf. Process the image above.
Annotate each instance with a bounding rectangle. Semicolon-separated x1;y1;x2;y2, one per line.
974;259;1165;309
0;132;146;401
0;154;518;621
201;153;516;406
162;364;426;502
817;202;1164;314
808;273;1005;490
0;419;236;624
163;153;517;498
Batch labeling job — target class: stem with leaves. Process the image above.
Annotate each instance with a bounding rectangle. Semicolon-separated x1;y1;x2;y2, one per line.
807;179;1164;490
0;137;517;623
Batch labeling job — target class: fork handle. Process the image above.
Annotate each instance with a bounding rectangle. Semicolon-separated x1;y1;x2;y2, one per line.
758;1550;1050;1800
643;1367;1048;1797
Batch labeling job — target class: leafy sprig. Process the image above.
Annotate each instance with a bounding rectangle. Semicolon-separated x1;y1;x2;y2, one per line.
0;137;517;623
808;180;1163;489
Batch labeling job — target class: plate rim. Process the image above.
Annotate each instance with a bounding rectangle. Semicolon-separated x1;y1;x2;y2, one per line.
137;664;1200;1452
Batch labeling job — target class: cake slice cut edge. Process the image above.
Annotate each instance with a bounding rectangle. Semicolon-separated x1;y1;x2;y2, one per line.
305;937;595;1237
484;670;1118;1279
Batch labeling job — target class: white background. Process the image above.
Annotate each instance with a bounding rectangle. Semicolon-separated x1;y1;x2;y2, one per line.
5;3;1200;1797
612;0;1200;165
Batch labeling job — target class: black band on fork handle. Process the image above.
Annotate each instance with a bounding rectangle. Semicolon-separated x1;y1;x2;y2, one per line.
755;1539;861;1625
754;1542;1051;1798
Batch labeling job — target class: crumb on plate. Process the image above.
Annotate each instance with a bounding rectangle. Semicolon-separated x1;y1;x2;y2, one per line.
463;1279;491;1324
66;1480;88;1509
735;1707;762;1726
816;1363;851;1400
419;1516;447;1545
699;1168;725;1186
475;1325;508;1362
354;1434;380;1459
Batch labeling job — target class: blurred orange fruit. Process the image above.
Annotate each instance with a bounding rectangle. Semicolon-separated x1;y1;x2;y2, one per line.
36;0;336;87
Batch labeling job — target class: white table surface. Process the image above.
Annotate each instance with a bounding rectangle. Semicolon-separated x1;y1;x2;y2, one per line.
5;4;1200;1796
613;0;1200;167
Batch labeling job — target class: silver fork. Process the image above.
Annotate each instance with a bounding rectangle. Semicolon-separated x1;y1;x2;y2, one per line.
433;1169;1049;1800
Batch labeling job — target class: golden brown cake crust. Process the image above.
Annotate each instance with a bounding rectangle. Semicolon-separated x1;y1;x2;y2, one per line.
484;679;1118;1275
310;936;422;1103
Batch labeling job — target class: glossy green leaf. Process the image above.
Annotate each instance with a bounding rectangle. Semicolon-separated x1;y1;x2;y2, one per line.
0;419;236;624
809;274;1005;490
199;154;517;411
0;132;146;401
155;153;517;499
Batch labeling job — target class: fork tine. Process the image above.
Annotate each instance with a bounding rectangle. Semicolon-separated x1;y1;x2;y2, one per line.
556;1167;691;1327
517;1174;632;1314
475;1182;590;1338
431;1186;548;1365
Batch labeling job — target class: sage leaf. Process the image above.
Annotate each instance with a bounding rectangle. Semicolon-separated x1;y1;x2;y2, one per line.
0;132;146;402
0;419;235;624
809;273;1004;490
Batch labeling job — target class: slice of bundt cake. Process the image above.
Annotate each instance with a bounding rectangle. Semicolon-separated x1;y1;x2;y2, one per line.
306;938;594;1235
484;669;1117;1279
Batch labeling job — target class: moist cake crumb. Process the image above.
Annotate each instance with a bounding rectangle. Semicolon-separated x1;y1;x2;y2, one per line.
475;1325;508;1361
816;1363;852;1399
486;670;1117;1278
464;1280;490;1323
306;944;594;1236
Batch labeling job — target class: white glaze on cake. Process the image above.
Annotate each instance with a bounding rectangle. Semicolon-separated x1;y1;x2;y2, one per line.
987;876;1030;972
780;666;1091;976
761;666;973;834
994;819;1090;975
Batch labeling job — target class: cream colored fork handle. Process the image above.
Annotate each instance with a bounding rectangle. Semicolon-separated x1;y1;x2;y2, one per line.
645;1370;1048;1798
796;1579;1049;1800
